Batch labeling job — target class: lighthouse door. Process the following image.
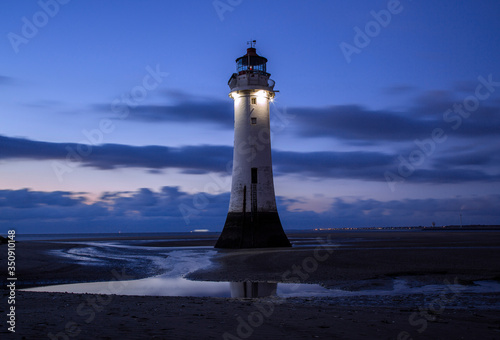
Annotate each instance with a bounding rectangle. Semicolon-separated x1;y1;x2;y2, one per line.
251;168;258;221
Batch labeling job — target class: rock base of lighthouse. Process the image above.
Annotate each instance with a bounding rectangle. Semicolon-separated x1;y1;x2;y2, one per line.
215;212;291;249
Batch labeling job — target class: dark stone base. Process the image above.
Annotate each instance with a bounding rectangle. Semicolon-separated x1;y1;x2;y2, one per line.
215;211;291;249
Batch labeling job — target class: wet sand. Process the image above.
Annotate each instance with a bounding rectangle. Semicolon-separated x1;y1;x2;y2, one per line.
189;231;500;289
7;291;500;339
1;230;500;339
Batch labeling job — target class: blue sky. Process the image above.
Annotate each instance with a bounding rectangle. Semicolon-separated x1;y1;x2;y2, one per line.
1;0;499;233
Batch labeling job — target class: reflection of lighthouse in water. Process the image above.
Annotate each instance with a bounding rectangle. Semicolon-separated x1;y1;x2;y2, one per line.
215;42;291;249
230;281;277;298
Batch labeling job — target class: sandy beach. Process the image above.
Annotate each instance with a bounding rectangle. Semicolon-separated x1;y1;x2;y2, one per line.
1;230;500;339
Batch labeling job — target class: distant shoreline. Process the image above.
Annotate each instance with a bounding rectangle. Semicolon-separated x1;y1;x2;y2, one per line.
3;224;500;242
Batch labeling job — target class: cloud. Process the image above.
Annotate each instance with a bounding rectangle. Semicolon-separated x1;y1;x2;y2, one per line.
289;105;431;142
1;134;499;184
0;188;86;209
412;90;455;115
406;169;500;184
453;80;479;94
0;135;69;160
288;99;500;143
94;94;233;128
122;101;232;127
0;135;232;174
1;188;498;233
0;187;230;233
280;194;500;228
434;144;500;167
0;189;108;223
273;150;394;181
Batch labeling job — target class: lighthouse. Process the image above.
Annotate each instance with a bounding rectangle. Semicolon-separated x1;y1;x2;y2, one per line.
215;42;291;249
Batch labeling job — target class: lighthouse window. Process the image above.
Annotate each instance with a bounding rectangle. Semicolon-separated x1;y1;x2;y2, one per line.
251;117;257;124
251;97;257;105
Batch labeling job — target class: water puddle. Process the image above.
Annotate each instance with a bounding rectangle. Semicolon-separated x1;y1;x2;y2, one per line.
23;278;333;298
26;241;500;299
23;278;500;299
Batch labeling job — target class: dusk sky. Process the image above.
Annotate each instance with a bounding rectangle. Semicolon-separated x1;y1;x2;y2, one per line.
1;0;499;234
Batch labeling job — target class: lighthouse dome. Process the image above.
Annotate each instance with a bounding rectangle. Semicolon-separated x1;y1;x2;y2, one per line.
235;47;269;75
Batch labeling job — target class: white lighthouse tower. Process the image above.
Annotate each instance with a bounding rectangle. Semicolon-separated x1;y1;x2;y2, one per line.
215;42;291;248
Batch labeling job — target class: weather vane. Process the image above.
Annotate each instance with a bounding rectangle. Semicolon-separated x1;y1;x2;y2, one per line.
247;40;256;48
